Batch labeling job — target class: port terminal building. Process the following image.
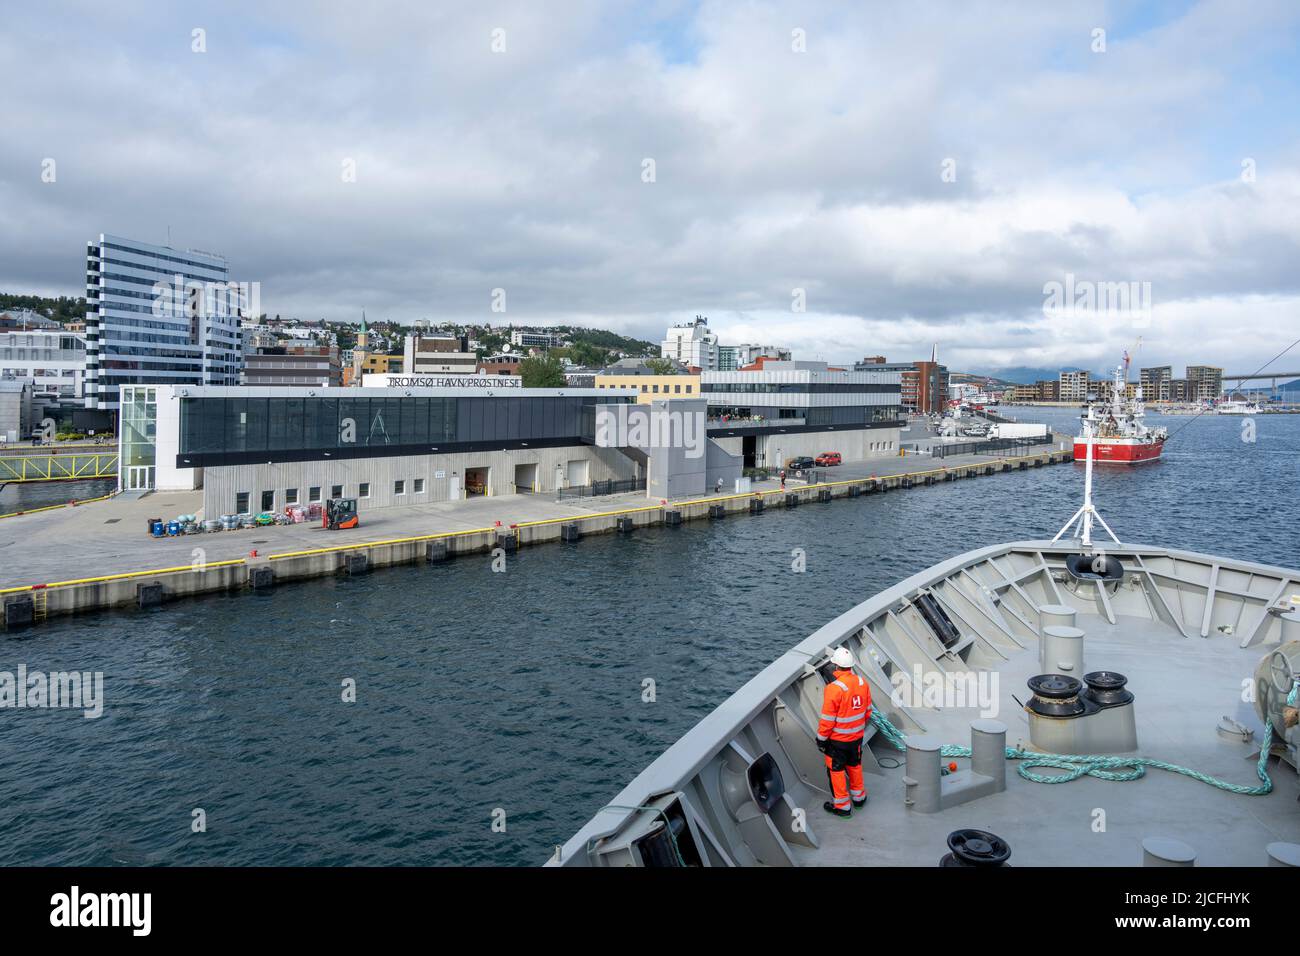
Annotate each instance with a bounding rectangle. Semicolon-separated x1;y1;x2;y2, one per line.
118;364;902;514
702;362;902;468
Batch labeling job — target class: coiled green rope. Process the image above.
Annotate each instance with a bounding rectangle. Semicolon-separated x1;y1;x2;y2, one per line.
869;678;1298;796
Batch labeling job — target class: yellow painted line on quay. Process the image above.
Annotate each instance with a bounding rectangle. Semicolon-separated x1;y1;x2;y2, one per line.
0;559;248;595
1;450;1067;593
266;524;501;560
0;492;117;521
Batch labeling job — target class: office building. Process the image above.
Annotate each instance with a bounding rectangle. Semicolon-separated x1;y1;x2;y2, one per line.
84;234;243;412
404;334;477;375
702;361;903;468
243;346;342;388
0;328;88;402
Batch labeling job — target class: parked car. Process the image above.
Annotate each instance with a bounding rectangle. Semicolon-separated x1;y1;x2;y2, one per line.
815;452;842;467
785;456;815;470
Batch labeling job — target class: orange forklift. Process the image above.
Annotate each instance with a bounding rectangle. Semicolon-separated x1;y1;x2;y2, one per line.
323;497;360;530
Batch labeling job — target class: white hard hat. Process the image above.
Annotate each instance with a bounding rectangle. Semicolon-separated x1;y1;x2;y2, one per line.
830;646;855;669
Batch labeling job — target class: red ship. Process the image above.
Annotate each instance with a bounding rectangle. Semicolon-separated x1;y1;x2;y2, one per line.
1072;356;1167;464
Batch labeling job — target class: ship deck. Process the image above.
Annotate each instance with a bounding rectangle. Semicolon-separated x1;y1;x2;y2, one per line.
554;541;1300;868
799;613;1300;867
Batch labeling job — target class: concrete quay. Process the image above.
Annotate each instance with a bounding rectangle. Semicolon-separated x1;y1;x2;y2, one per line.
1;444;1074;628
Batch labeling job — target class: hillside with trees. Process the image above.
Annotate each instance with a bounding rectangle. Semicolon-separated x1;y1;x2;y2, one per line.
0;293;86;323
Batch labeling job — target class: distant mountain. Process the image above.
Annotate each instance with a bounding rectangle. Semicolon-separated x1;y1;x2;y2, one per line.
966;366;1091;385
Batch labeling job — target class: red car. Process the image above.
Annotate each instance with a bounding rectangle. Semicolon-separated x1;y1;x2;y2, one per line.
815;452;842;467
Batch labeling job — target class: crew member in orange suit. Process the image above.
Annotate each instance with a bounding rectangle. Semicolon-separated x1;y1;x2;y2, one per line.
816;646;871;817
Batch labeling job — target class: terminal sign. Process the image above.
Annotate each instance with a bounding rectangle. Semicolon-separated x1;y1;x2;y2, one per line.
363;374;523;389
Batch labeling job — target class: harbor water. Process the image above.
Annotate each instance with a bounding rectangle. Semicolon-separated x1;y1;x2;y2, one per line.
1;411;1296;865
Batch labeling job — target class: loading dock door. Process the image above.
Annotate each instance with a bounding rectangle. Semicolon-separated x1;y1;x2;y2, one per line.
465;467;490;497
566;460;589;488
513;462;538;494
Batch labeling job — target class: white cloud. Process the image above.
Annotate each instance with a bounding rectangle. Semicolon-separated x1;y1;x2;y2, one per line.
1;0;1297;376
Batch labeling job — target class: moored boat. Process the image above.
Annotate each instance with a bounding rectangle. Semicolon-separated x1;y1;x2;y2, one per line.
550;434;1300;868
1071;357;1167;464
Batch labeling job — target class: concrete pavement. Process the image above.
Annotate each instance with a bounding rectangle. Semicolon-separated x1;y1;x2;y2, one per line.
0;444;1071;592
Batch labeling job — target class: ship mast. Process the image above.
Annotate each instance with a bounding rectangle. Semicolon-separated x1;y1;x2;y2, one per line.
1053;377;1121;548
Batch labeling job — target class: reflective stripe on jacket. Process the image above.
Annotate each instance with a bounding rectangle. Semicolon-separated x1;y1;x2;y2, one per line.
817;670;871;742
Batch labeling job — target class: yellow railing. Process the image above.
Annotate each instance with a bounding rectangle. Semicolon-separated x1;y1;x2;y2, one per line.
0;453;118;483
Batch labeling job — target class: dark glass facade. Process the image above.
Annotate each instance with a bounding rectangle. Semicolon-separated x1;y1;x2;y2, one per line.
701;382;899;394
177;394;629;466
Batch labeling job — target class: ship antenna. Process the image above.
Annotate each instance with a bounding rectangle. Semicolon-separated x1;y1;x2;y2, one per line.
1052;410;1120;547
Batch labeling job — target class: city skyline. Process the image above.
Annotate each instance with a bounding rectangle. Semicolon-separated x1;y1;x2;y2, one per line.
3;2;1299;377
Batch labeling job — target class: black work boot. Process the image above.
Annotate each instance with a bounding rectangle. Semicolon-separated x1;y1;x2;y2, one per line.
852;795;868;809
823;801;851;818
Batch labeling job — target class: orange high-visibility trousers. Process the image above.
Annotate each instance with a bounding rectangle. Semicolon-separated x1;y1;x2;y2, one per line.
824;740;866;810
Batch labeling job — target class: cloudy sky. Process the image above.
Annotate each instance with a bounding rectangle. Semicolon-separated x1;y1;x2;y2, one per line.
3;0;1298;376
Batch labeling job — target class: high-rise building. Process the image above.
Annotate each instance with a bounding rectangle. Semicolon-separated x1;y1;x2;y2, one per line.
1058;370;1091;403
84;234;243;411
1140;366;1172;402
1186;365;1223;401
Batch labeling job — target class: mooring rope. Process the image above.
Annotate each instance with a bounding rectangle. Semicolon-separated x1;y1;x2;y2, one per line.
870;677;1297;796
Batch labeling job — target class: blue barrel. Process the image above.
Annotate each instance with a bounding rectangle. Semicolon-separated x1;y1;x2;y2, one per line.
166;520;181;536
150;520;165;537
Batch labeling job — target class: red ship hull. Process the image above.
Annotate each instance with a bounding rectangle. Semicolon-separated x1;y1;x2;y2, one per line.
1072;439;1164;463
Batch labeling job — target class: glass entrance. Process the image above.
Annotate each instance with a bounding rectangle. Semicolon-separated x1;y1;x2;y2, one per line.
124;465;154;490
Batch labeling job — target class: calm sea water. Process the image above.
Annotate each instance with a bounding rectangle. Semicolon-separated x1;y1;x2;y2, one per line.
0;478;116;513
1;411;1296;866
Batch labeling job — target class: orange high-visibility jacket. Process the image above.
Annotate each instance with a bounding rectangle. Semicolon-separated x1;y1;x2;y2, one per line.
817;670;871;742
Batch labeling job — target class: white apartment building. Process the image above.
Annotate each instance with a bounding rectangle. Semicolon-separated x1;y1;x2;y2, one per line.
661;316;720;370
1058;370;1091;403
0;328;88;401
509;330;565;350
